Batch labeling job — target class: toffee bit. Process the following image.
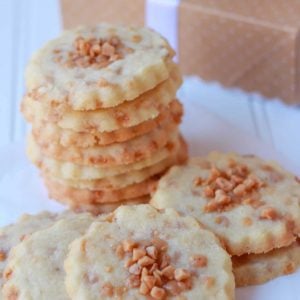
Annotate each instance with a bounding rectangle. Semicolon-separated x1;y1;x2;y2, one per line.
122;239;137;252
127;275;140;288
203;186;215;198
115;244;125;259
150;286;166;300
214;215;230;227
54;35;127;69
152;238;168;252
190;255;208;268
164;280;182;296
128;263;142;275
143;275;156;289
161;265;175;280
242;217;253;226
4;268;13;280
174;268;191;281
203;276;215;288
0;250;6;261
132;34;142;43
132;248;146;262
215;177;234;192
260;207;279;220
118;238;194;297
139;282;150;295
102;282;114;297
146;246;158;259
203;201;219;213
193;177;203;187
105;265;113;273
284;262;295;274
138;256;155;267
199;160;267;213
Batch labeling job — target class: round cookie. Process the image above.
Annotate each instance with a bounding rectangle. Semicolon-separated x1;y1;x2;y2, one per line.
2;213;94;300
0;212;61;292
30;99;183;148
27;133;183;180
23;68;181;133
25;23;175;110
44;174;159;204
49;149;184;190
60;196;150;215
233;239;300;287
42;139;188;208
31;117;178;166
64;205;234;300
151;152;300;256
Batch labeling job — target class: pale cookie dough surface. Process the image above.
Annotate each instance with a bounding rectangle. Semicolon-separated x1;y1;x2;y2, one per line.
23;68;181;133
65;205;234;300
233;239;300;287
27;132;183;180
0;212;61;294
2;213;94;300
151;152;300;256
31;116;178;166
25;24;175;110
29;100;183;148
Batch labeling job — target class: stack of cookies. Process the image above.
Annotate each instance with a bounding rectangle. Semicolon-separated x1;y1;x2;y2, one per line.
151;152;300;286
21;24;187;213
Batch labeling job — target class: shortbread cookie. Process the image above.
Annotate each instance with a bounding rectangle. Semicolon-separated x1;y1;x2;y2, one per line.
2;213;94;300
65;205;234;300
43;141;187;207
25;24;175;111
32;117;178;166
30;100;183;148
60;196;150;215
0;212;61;293
48;146;186;190
27;133;183;180
233;239;300;286
23;67;181;132
151;152;300;256
44;174;159;204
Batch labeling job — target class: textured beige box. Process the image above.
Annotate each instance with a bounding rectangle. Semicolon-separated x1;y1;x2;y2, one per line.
61;0;300;104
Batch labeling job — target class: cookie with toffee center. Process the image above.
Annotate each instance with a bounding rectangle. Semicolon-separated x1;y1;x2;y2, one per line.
151;152;300;256
2;213;94;300
64;205;234;300
25;23;175;111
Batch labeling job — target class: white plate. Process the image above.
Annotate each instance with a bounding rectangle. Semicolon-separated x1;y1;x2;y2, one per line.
0;97;299;300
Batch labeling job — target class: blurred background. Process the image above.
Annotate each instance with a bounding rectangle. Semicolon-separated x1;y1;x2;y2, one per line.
0;0;61;145
0;0;299;169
